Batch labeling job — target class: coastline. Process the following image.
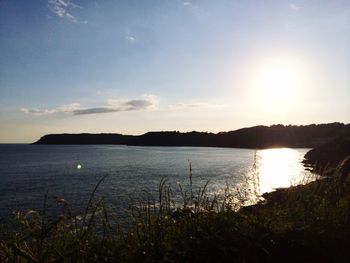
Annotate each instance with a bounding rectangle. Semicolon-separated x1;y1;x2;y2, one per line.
34;123;350;149
1;137;350;261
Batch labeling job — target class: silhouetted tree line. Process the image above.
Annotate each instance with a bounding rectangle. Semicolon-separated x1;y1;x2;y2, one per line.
35;122;350;149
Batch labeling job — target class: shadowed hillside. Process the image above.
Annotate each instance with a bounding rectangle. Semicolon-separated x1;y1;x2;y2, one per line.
34;123;350;149
303;136;350;173
35;133;134;145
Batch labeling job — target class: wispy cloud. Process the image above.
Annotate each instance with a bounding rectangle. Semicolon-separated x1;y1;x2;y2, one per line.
20;95;158;116
61;103;82;113
289;3;301;11
20;102;81;116
125;33;136;43
183;2;191;6
47;0;87;23
168;102;226;110
20;108;57;116
72;99;154;115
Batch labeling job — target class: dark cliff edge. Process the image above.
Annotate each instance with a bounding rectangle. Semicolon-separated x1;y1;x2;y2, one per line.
34;123;350;149
35;133;134;145
303;136;350;174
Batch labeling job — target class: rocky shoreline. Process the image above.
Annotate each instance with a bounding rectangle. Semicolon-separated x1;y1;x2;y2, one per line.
303;136;350;176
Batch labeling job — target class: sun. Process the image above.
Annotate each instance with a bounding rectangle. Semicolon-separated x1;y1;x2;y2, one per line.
254;58;303;100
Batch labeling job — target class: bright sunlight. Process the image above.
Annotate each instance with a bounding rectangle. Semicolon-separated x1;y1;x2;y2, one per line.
254;58;305;101
257;148;313;194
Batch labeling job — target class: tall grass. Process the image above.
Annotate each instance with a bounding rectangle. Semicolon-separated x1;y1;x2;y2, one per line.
1;160;350;262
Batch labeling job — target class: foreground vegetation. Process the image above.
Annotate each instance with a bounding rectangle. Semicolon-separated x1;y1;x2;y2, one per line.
1;160;350;262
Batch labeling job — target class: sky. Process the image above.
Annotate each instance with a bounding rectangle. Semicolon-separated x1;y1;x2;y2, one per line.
0;0;349;142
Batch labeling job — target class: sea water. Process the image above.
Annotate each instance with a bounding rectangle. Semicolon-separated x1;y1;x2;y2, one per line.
0;144;312;219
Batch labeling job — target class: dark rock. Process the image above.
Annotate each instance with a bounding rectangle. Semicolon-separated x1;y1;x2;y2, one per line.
303;137;350;174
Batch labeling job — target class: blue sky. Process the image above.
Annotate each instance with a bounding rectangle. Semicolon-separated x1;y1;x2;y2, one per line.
1;0;349;142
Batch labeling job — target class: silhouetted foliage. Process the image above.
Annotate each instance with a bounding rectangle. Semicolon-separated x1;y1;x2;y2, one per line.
2;159;350;262
35;123;350;148
303;136;350;174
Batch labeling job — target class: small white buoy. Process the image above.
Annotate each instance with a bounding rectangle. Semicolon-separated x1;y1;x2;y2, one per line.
77;164;82;169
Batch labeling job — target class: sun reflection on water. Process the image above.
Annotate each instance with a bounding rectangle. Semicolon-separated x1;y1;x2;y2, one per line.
256;148;314;194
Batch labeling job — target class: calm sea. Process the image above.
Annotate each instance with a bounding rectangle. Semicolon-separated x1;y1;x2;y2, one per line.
0;144;312;219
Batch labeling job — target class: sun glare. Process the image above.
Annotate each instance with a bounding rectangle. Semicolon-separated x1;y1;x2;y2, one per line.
254;58;304;101
257;148;312;194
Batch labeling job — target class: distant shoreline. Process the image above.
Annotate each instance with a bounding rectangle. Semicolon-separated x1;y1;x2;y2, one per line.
34;123;350;149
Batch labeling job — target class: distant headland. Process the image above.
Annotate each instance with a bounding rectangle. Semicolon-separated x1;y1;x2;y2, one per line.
34;123;350;149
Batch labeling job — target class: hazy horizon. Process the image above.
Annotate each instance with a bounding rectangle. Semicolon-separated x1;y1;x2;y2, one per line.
1;1;350;143
3;122;349;144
